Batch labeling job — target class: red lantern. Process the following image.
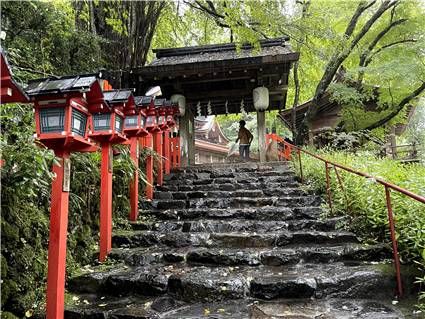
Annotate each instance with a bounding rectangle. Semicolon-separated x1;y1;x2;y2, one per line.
26;74;101;152
0;49;29;104
25;73;103;319
89;89;130;144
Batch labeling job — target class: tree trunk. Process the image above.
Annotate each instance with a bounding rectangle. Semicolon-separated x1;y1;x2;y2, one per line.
296;0;399;144
291;60;300;139
364;81;425;131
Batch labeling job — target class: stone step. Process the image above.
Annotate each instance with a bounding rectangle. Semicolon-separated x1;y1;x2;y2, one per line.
154;188;307;200
165;170;295;182
128;217;344;233
141;196;321;210
112;230;358;249
68;262;401;302
65;295;405;319
109;243;390;267
165;175;297;185
171;162;290;173
143;206;322;221
157;181;302;192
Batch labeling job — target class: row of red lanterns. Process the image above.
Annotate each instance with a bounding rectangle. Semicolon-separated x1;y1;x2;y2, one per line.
1;51;181;319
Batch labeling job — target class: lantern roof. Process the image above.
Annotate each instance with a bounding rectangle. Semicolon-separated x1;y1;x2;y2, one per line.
1;48;30;104
103;89;134;104
134;96;154;107
25;73;103;96
154;98;167;107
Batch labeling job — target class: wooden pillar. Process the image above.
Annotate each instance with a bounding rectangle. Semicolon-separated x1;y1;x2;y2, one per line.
145;134;154;199
99;143;113;262
154;131;163;185
46;150;70;319
129;136;139;221
308;130;314;147
389;126;397;159
163;130;171;174
257;111;267;162
180;109;195;166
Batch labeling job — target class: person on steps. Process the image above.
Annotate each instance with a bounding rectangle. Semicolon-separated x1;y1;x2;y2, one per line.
235;120;253;161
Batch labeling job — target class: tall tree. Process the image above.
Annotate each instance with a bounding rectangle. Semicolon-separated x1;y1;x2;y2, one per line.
73;0;166;86
183;0;425;143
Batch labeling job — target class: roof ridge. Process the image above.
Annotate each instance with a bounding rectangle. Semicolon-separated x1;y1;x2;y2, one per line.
153;37;289;58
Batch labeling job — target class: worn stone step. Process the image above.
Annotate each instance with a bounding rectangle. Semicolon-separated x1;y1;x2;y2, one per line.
128;217;343;233
112;230;358;249
143;206;322;221
65;295;405;319
165;170;295;182
141;196;321;210
154;188;307;200
109;243;390;267
171;162;290;174
68;262;402;302
165;175;297;185
161;298;405;319
157;181;302;192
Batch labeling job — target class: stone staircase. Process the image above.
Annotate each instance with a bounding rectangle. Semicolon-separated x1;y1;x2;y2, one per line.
65;161;410;318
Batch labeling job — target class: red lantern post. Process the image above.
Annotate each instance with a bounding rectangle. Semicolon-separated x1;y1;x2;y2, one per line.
26;74;102;319
154;99;167;186
139;96;159;198
122;95;148;221
88;89;129;261
163;101;180;173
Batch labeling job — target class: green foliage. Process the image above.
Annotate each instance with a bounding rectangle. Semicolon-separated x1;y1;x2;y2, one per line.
293;148;425;308
0;101;145;315
293;149;425;264
1;0;104;76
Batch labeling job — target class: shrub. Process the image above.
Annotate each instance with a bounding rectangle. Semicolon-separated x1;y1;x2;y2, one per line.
293;148;425;264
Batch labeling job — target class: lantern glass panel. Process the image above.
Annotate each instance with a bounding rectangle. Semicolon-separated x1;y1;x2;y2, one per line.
146;115;156;126
39;107;65;133
93;113;111;131
125;115;139;128
115;115;123;133
141;115;146;128
71;108;88;137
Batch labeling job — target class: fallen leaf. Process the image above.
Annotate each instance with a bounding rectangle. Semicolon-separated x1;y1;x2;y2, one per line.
204;308;211;315
99;304;107;307
25;309;34;317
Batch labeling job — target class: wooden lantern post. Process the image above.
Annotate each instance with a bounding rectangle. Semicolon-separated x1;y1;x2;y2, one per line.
122;95;149;221
154;98;167;186
26;74;102;319
157;99;170;179
164;101;180;173
140;96;159;197
88;88;129;261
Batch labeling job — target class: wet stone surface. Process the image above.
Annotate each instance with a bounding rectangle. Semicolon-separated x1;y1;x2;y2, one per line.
67;161;409;318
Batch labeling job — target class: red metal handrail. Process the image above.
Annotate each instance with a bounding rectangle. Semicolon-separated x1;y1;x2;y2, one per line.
267;134;425;298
